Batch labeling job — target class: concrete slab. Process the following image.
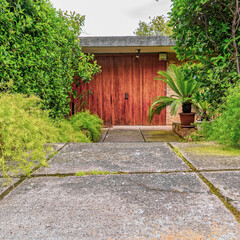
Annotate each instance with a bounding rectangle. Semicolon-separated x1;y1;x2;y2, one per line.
0;178;19;195
171;142;240;170
104;129;143;142
142;130;180;142
99;129;109;142
0;174;239;240
36;143;189;174
202;171;240;211
140;125;172;131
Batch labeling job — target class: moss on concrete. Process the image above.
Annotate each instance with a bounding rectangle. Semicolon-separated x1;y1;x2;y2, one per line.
183;143;240;156
168;142;240;223
76;170;119;176
142;130;180;142
143;130;175;135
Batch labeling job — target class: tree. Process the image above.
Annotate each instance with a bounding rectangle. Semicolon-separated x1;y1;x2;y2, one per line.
134;15;172;36
0;0;100;118
169;0;240;103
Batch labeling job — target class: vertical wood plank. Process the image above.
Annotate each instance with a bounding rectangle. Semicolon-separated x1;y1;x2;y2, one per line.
79;53;166;126
101;56;112;125
123;55;132;125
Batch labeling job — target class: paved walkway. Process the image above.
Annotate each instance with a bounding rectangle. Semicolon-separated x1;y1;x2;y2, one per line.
100;126;179;142
0;128;240;239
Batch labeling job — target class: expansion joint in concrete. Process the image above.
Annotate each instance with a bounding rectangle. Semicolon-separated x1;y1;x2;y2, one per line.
168;142;240;223
0;177;26;202
0;143;68;202
102;129;110;142
31;170;193;178
139;128;146;142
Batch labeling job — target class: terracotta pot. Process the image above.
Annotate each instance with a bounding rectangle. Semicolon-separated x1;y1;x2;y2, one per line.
179;112;196;127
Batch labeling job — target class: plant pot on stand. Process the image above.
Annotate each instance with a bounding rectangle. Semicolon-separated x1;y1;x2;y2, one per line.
179;102;196;128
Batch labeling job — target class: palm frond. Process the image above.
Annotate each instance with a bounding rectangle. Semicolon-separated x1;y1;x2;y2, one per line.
170;99;182;115
155;66;182;97
148;96;176;123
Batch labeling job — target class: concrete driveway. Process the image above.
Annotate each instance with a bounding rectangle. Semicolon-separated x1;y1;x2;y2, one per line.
0;128;239;239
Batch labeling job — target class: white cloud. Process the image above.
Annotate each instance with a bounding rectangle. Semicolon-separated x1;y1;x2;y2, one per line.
50;0;171;36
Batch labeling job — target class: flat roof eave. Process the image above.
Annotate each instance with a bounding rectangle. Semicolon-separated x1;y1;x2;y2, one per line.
79;36;175;47
79;36;175;54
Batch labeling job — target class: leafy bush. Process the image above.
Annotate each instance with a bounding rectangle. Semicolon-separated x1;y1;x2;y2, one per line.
53;119;90;143
0;93;102;178
0;93;54;178
201;85;240;147
0;0;100;118
70;111;103;142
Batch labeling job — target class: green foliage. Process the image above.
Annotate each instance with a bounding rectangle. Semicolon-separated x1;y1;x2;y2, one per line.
0;93;54;178
53;118;90;143
0;0;100;118
134;15;172;36
201;85;240;147
60;10;85;38
169;0;240;103
194;100;215;121
148;64;200;122
0;93;102;179
70;111;103;142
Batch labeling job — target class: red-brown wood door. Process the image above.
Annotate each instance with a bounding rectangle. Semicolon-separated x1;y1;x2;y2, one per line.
78;54;166;125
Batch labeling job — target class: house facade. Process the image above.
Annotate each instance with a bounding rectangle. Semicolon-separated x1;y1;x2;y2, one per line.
77;36;182;126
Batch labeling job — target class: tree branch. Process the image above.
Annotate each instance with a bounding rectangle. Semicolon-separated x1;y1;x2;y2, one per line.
217;0;235;14
203;14;219;52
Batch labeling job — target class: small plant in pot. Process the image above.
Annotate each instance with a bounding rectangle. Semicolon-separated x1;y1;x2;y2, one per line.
148;64;200;127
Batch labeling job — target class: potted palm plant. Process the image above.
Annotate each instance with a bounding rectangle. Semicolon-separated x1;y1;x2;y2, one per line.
148;64;200;127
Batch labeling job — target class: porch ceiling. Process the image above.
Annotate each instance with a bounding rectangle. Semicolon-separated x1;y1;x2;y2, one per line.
81;46;175;54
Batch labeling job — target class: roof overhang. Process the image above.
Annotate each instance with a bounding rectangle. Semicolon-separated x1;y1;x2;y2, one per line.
79;36;175;54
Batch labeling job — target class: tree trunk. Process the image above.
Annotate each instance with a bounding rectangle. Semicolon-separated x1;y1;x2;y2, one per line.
232;0;240;75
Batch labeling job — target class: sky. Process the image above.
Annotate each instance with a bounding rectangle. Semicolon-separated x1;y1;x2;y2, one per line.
50;0;172;36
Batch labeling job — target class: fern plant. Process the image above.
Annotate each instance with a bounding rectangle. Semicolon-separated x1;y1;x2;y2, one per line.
148;64;200;123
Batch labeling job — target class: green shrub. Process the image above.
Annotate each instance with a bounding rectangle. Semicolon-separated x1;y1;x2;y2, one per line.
53;119;90;143
0;0;100;118
0;93;102;178
70;111;103;142
0;93;54;178
201;85;240;147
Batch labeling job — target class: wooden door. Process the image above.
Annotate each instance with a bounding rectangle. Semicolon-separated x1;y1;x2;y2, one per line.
75;54;166;125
